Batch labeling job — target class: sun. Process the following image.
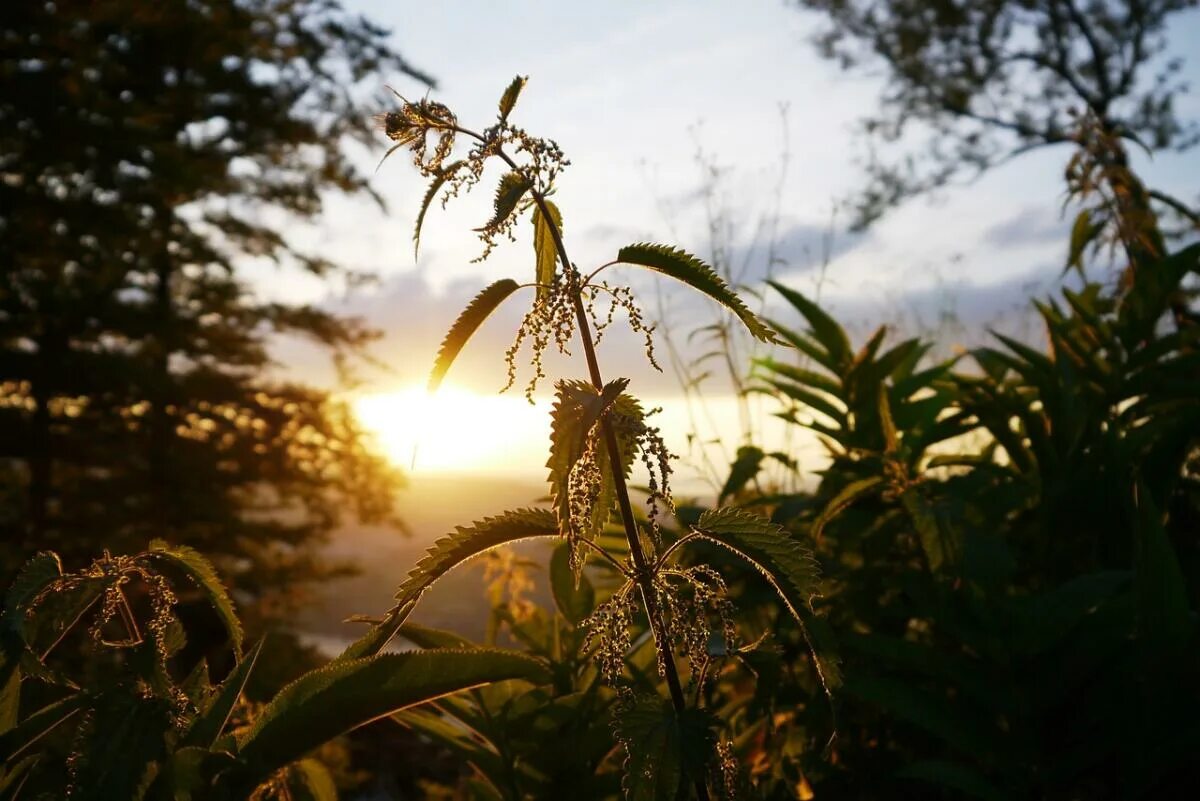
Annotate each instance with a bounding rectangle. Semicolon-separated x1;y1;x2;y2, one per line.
353;384;551;474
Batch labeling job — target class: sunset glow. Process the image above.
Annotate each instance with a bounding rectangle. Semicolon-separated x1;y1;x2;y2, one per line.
353;385;551;474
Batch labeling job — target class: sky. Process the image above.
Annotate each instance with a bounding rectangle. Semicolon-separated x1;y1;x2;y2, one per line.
259;0;1200;486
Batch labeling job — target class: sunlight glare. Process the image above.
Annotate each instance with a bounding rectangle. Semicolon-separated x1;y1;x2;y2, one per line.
353;385;550;474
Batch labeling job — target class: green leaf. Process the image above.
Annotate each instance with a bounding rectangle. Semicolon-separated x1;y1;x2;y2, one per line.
532;200;562;302
754;357;842;397
428;279;521;392
901;487;963;575
497;75;527;121
719;445;765;503
3;552;62;637
145;540;242;656
232;650;550;791
763;379;847;425
181;638;264;748
689;508;839;689
617;244;779;343
1067;209;1103;271
811;477;884;542
550;544;595;626
480;171;532;231
547;380;642;572
414;160;463;258
341;508;560;661
613;694;715;801
284;758;339;801
767;280;851;368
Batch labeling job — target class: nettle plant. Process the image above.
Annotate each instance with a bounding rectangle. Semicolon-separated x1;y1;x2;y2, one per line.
361;77;838;799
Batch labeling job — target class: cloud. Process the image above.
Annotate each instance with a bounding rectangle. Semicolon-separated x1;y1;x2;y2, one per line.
982;205;1072;250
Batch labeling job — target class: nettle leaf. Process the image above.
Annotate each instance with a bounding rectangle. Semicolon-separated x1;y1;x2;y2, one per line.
613;694;715;801
547;380;642;570
532;200;563;302
3;552;62;636
429;279;521;392
232;649;550;791
616;244;780;343
145;540;242;656
396;508;560;606
414;160;464;258
341;508;561;661
498;75;527;121
690;507;840;690
481;171;532;231
0;693;85;765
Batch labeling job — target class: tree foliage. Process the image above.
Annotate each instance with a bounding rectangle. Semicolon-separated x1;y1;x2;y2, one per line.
793;0;1200;229
0;0;421;602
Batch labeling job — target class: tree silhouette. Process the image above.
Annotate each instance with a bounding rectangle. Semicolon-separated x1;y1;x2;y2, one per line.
793;0;1200;231
0;0;420;604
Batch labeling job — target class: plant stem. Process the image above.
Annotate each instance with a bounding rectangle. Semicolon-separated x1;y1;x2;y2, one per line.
525;183;712;801
461;130;711;799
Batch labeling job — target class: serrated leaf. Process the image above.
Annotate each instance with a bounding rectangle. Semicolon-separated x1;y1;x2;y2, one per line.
145;540;242;656
340;509;560;661
181;638;263;748
498;75;527;121
547;380;642;572
689;508;840;690
231;650;550;791
617;244;780;343
479;171;531;231
613;694;715;801
767;280;851;368
429;279;521;392
414;160;463;258
532;200;562;302
3;553;62;638
811;477;884;542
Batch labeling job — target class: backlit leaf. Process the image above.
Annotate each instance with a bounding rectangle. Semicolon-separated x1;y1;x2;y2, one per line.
145;540;242;655
480;171;531;231
429;279;521;392
532;200;562;302
689;508;839;689
498;75;527;121
617;244;780;343
232;649;550;791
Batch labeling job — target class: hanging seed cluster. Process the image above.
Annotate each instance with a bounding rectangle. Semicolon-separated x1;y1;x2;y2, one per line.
566;430;604;574
31;553;177;661
503;270;579;401
654;565;737;681
633;411;675;539
582;585;639;684
583;282;662;372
